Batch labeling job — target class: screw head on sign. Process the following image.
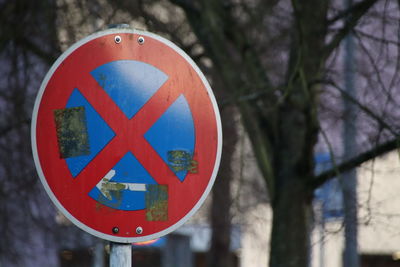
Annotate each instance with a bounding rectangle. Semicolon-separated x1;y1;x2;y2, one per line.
112;227;119;234
137;36;145;45
114;35;122;44
136;227;143;235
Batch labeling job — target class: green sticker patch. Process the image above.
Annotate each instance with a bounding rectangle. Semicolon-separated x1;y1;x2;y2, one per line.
54;106;90;158
145;185;168;221
167;150;198;173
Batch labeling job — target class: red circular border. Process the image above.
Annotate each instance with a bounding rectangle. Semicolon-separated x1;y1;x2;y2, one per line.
32;31;221;242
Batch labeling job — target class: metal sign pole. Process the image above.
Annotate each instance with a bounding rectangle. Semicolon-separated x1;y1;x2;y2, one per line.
110;242;132;267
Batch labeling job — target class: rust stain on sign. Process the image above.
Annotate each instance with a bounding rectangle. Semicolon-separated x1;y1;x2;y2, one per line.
53;106;90;158
145;185;168;221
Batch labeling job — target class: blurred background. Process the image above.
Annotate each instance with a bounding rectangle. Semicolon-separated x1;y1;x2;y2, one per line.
1;0;400;266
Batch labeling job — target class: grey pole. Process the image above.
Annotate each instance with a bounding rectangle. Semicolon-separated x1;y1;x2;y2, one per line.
319;203;325;267
93;239;105;267
341;0;360;266
110;242;132;267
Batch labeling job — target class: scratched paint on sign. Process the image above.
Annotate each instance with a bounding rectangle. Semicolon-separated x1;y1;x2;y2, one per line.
89;153;157;211
145;185;168;221
53;106;90;158
98;178;126;201
96;189;123;209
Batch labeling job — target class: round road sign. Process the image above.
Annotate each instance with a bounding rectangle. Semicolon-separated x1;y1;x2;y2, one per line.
31;28;222;243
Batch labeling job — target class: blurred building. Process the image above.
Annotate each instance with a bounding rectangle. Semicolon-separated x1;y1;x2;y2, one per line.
58;224;241;267
232;151;400;267
311;151;400;267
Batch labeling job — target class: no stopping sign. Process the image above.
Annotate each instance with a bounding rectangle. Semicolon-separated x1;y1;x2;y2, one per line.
31;28;222;243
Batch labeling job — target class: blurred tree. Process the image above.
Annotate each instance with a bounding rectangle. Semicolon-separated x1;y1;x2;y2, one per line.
0;0;60;265
2;0;400;267
165;0;400;267
0;0;114;265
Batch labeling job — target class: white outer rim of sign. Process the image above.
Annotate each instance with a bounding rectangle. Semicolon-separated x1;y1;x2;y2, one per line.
31;28;223;243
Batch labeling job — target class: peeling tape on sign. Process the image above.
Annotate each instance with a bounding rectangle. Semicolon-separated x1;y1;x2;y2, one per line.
167;150;198;174
146;185;168;221
53;106;90;158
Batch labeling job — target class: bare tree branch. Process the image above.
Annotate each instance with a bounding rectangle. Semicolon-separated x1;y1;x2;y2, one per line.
355;28;400;46
355;30;398;104
324;0;379;60
310;138;399;189
328;0;381;24
169;0;199;13
15;37;56;65
321;80;398;136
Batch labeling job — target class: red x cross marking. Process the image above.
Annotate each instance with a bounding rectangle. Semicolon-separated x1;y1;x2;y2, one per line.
33;31;221;242
74;71;183;194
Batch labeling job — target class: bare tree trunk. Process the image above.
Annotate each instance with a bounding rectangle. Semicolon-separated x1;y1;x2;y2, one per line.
267;2;327;265
208;88;238;267
270;180;312;267
267;98;318;267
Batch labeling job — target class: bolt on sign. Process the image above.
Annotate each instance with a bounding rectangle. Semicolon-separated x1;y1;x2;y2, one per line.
31;28;222;243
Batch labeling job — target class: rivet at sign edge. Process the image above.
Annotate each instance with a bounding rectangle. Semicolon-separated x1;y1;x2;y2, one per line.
114;35;122;44
112;227;119;234
136;227;143;234
137;36;145;45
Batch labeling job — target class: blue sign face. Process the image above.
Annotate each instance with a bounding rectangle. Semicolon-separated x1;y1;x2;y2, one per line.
63;60;195;211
